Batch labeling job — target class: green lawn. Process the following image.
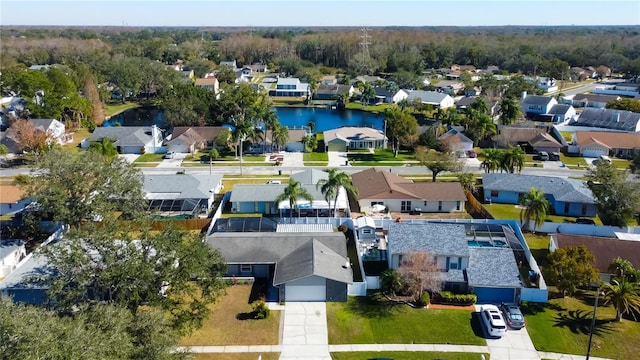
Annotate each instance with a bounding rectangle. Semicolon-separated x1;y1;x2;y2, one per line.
61;128;92;154
559;153;587;167
524;290;640;360
485;203;601;225
104;102;140;117
347;149;418;166
303;152;329;166
134;153;164;163
180;285;280;346
326;292;485;345
221;176;289;192
196;354;279;360
331;352;489;360
345;102;391;112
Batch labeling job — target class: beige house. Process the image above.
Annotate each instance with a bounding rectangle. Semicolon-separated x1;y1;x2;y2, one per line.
351;167;466;213
323;127;387;152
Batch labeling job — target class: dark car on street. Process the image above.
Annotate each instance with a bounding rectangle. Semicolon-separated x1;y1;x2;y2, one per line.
499;303;525;329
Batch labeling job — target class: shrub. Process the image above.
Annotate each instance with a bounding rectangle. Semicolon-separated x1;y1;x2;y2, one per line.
439;291;477;305
380;269;404;296
416;291;430;307
251;300;270;319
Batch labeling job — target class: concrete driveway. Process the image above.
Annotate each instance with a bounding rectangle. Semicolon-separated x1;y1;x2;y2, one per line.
327;151;348;167
157;153;187;168
279;302;330;360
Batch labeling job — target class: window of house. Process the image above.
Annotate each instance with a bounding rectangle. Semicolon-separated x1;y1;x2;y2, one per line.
240;264;252;273
490;190;498;197
449;258;459;270
424;201;428;206
401;201;411;212
456;201;461;211
438;201;443;211
363;229;372;234
564;202;570;214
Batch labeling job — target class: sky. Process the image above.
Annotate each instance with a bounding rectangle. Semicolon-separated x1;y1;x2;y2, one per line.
1;0;639;27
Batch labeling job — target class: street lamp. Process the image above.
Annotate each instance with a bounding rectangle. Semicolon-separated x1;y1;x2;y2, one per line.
586;287;605;360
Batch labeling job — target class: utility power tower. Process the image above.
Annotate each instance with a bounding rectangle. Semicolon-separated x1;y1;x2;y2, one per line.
359;27;373;74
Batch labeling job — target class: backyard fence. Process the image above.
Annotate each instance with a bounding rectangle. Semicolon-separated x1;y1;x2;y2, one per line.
464;190;494;219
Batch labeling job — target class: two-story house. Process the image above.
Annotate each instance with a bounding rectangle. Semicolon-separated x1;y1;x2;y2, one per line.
270;77;310;97
387;222;523;303
521;93;557;117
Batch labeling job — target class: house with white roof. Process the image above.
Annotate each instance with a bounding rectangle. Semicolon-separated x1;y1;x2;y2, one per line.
270;77;310;97
406;90;454;108
323;127;387;152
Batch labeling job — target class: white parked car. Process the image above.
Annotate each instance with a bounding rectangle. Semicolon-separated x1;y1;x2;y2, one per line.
480;304;507;337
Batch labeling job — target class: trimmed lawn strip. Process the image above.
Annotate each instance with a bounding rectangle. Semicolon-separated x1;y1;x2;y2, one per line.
347;149;416;162
134;153;165;162
331;352;489;360
303;152;329;161
195;354;279;360
327;293;485;345
345;102;391;112
180;285;280;346
303;162;329;166
524;291;640;360
485;203;601;225
222;177;289;191
104;102;140;117
61;128;92;154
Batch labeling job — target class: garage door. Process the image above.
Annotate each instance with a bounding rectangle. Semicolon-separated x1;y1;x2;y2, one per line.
284;276;326;301
582;148;606;158
327;142;346;152
474;287;515;304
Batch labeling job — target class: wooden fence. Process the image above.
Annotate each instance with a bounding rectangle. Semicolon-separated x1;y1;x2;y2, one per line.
464;190;494;220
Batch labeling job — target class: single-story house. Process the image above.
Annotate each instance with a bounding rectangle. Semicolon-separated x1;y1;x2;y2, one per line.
168;126;226;154
573;131;640;158
521;93;558;116
143;174;223;217
387;222;523;303
492;125;553;149
82;125;164;154
438;129;474;156
0;251;53;304
230;169;350;217
572;94;620;109
406;91;455;109
0;185;30;216
528;133;563;154
547;104;576;124
323;127;387;152
1;118;72;154
573;108;640;132
0;240;27;279
219;60;238;70
261;128;308;153
456;96;501;120
482;173;597;217
549;233;640;282
270;77;310;97
321;75;337;85
351;168;466;213
194;77;220;94
373;87;408;104
315;84;354;100
206;232;353;302
434;80;465;96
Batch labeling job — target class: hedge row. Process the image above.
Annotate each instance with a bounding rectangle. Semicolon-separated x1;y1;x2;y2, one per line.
439;291;477;305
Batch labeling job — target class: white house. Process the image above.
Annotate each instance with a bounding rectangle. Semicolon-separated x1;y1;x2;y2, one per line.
270;77;310;97
0;185;30;216
406;91;455;108
0;240;27;280
521;93;558;116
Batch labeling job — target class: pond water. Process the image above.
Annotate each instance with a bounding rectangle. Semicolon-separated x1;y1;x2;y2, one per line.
105;106;383;133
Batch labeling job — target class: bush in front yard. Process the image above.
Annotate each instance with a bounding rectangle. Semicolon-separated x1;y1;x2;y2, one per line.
416;291;430;307
251;300;270;319
439;291;477;305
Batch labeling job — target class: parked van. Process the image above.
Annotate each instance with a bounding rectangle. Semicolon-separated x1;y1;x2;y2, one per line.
598;155;612;163
538;151;549;161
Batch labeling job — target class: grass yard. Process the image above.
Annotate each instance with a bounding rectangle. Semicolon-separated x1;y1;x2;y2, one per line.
347;149;418;166
524;290;640;360
523;233;551;267
61;127;92;154
195;354;279;360
303;152;329;166
485;203;601;225
326;292;485;346
345;102;391;113
221;176;289;191
104;102;140;117
180;285;280;346
559;154;587;167
331;352;489;360
134;153;164;163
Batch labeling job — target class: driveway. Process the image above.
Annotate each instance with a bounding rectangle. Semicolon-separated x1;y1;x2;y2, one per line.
281;152;304;167
279;302;331;360
157;153;188;168
327;151;348;167
475;305;540;360
119;154;140;163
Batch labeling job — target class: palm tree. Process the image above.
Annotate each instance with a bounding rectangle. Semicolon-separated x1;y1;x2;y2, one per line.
499;96;522;125
480;148;501;173
519;187;550;232
301;134;317;152
603;279;640;322
317;169;358;217
501;146;525;173
271;123;289;152
88;138;118;159
275;179;314;217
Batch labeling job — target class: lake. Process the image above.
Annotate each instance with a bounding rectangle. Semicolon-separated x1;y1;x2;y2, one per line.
104;106;383;133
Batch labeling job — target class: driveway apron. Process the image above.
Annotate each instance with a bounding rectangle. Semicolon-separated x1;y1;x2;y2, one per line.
279;302;331;360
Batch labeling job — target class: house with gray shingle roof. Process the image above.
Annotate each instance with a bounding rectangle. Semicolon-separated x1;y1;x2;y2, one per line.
521;94;557;116
143;174;223;217
547;104;576;124
572;93;620;109
206;232;352;302
387;222;523;303
323;127;387;152
482;173;596;216
82;125;164;154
